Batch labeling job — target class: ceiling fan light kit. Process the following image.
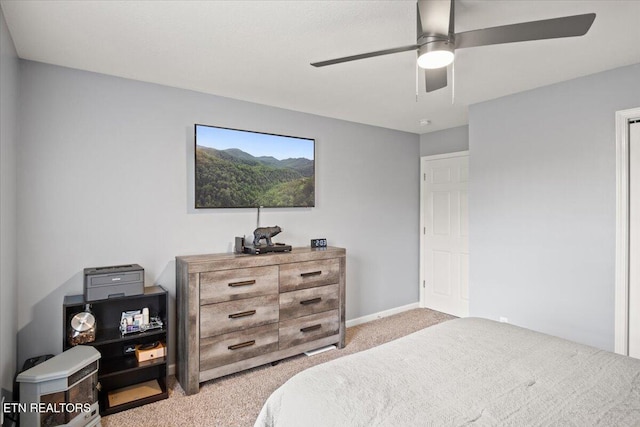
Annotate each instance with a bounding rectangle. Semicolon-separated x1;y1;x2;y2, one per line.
311;0;596;93
417;41;455;69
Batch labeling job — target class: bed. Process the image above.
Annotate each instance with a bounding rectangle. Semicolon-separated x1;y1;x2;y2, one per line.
255;317;640;426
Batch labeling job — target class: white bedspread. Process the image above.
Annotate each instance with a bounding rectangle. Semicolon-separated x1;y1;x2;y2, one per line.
255;317;640;426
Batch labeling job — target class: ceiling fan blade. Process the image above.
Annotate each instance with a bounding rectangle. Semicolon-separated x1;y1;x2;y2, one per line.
455;13;595;49
311;45;419;67
448;0;455;36
417;3;423;40
417;0;452;37
425;67;447;92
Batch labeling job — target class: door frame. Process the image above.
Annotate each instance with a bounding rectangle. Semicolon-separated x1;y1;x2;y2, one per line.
615;107;640;355
419;150;469;309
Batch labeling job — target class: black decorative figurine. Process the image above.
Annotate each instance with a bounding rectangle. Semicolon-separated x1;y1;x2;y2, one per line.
253;226;282;247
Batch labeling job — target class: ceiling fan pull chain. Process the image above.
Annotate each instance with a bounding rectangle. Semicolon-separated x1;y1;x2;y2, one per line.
451;61;455;105
415;52;419;102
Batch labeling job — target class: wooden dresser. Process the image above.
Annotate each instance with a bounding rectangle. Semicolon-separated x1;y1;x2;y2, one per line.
175;247;346;395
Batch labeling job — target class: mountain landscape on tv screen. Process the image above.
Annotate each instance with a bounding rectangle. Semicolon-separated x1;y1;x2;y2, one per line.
195;146;314;208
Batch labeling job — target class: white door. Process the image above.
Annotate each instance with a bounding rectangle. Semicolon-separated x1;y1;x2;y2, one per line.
420;152;469;317
629;121;640;358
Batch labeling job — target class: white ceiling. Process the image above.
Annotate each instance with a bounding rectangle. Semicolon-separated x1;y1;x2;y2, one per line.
2;0;639;134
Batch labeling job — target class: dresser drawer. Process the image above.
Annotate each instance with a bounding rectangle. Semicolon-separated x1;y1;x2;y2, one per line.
200;266;278;305
200;295;279;339
279;284;339;321
279;259;340;292
279;309;340;349
200;323;279;371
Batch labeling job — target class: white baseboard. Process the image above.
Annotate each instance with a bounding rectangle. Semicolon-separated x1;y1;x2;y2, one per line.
167;302;420;376
346;302;420;328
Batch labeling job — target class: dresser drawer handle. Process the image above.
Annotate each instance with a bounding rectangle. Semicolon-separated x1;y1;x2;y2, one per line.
228;340;256;350
228;280;256;287
300;324;322;333
300;297;322;305
300;271;322;278
228;310;256;319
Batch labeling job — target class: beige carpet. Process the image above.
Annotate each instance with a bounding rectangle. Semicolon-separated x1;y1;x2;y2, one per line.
102;308;455;427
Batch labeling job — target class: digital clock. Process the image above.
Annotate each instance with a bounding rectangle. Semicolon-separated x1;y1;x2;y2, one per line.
310;238;327;248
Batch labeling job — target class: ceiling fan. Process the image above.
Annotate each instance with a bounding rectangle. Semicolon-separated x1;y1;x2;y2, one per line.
311;0;596;93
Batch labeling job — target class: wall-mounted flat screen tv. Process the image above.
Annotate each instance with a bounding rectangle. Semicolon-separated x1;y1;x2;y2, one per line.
195;124;315;208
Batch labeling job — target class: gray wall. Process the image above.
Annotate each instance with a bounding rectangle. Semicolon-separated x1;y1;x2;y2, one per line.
1;7;19;396
420;125;468;156
469;63;640;351
15;61;420;365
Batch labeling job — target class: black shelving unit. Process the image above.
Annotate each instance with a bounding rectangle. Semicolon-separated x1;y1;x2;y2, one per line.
63;286;169;416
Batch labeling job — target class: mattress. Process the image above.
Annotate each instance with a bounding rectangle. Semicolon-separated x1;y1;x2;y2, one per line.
255;317;640;426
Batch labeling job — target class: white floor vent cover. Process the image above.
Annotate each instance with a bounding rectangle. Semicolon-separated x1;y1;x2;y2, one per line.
304;345;337;356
